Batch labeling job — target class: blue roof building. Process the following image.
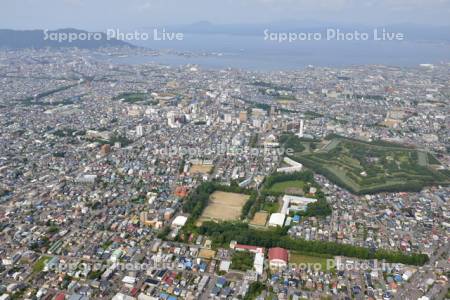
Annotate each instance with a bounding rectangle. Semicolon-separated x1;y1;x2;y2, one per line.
216;277;227;288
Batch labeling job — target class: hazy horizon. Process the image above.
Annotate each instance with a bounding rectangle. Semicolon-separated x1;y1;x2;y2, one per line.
2;0;450;31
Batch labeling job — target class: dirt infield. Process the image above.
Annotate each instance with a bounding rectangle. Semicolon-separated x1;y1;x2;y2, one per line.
197;191;250;225
198;249;216;259
249;211;269;226
190;164;214;174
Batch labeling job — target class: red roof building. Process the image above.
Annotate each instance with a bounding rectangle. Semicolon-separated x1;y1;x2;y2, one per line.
268;247;288;269
235;244;265;254
54;293;66;300
175;186;189;197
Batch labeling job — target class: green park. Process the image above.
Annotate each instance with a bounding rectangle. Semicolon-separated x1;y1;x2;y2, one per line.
284;134;449;194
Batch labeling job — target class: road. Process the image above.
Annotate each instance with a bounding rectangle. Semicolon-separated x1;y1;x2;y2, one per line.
395;242;449;300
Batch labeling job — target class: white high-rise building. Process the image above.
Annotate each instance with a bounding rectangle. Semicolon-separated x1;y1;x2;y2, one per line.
136;125;144;137
253;252;264;275
298;119;304;138
167;112;177;128
253;118;262;128
224;113;233;124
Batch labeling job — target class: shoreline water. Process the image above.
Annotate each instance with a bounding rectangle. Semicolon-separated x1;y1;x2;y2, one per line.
94;33;450;71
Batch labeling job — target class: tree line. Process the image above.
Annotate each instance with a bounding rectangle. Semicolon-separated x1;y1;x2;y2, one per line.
199;221;429;266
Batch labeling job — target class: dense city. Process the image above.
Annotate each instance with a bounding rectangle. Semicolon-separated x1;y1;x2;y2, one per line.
0;47;449;300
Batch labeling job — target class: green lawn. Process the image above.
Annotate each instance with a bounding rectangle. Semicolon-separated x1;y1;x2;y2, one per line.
321;138;340;152
289;252;332;272
113;92;157;105
269;180;305;194
417;151;428;166
32;255;51;273
261;202;279;214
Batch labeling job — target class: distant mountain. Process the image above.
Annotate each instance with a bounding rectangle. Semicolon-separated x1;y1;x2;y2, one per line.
0;28;133;49
168;21;450;42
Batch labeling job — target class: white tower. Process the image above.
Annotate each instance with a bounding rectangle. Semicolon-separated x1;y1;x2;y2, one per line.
167;112;176;128
136;125;144;137
299;119;304;138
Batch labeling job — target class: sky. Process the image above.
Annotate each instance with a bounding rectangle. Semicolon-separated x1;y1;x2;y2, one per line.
1;0;450;30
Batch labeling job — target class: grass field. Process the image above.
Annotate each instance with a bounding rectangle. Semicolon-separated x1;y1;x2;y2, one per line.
261;202;280;214
197;191;250;225
290;135;450;194
289;252;332;272
32;255;51;273
190;164;214;174
417;151;428;166
276;99;297;105
113;92;157;104
321;138;340;152
269;180;305;195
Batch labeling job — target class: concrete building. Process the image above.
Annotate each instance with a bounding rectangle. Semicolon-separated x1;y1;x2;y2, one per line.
253;252;264;275
171;215;188;228
276;157;303;174
268;213;286;227
224;113;233;124
281;195;317;215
